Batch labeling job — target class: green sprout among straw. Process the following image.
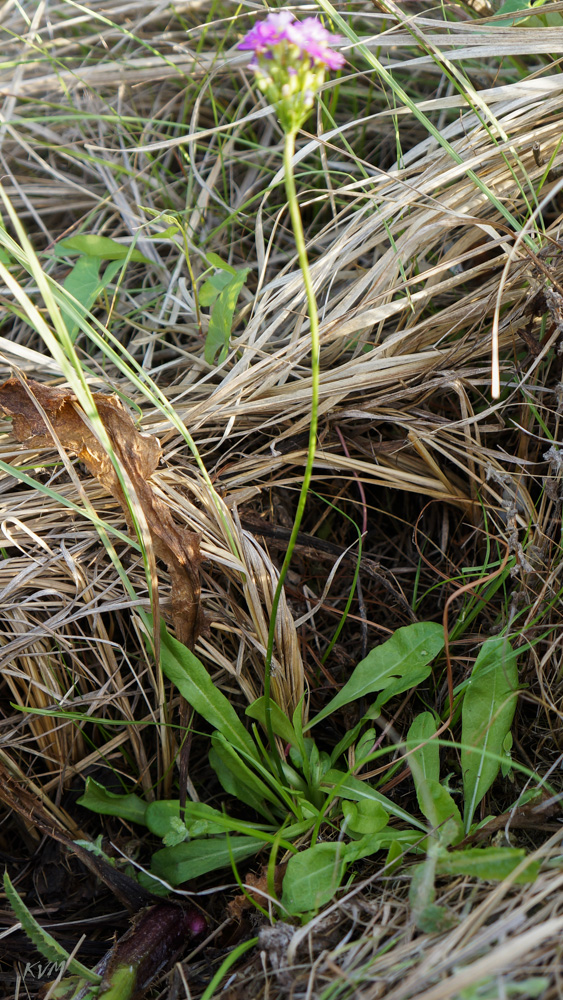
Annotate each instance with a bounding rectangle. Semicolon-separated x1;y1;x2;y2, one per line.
239;13;345;757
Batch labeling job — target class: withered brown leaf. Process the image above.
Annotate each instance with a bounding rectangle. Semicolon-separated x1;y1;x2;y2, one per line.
226;862;287;920
0;377;205;648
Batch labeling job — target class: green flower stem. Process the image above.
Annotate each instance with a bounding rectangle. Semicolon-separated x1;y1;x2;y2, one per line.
263;129;320;766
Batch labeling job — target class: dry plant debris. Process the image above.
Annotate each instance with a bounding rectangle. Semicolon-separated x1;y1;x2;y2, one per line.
0;376;205;649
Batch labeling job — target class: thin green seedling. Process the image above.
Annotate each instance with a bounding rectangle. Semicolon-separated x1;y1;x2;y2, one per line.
304;487;364;665
200;937;259;1000
518;397;556;442
449;564;516;643
12;706;175;727
226;835;270;920
537;133;563;193
413;534;512;638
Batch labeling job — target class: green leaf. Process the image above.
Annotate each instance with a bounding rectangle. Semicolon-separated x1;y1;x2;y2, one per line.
153;617;258;760
497;0;533;13
77;777;148;825
384;839;405;872
435;846;539;883
461;637;519;831
205;252;237;273
341;799;388;836
199;270;233;308
309;623;444;727
74;835;111;861
292;695;307;756
367;662;435;719
246;696;298;746
150;224;179;239
278;758;308;795
321;769;427;831
61;255;121;342
145;800;227;839
419;781;463;846
410;862;457;933
414;902;458;934
310;746;332;787
409;846;436;919
408;841;458;931
281;843;347;915
3;872;101;984
288;738;330;789
496;0;562;25
162;817;190;847
406;714;463;845
204;267;250;364
38;976;99;1000
344;828;420;863
406;712;440;784
329;718;364;765
208;746;275;821
59;233;152;263
210;732;284;810
501;731;514;780
354;728;377;766
151;837;260;885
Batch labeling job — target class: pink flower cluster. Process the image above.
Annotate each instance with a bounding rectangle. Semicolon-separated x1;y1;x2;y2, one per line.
239;11;345;71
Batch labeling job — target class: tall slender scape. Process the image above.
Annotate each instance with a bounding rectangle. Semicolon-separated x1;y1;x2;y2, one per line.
239;13;345;761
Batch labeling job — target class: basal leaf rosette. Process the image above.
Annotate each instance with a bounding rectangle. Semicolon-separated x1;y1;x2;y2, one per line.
239;12;345;134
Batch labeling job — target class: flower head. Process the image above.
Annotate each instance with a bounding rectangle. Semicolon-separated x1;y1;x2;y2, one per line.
286;17;345;71
238;11;296;56
238;13;345;133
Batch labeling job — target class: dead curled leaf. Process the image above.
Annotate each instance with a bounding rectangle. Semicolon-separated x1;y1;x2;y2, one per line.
0;377;205;649
226;863;287;921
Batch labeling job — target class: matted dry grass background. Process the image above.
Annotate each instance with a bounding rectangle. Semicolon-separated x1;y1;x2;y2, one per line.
2;1;563;997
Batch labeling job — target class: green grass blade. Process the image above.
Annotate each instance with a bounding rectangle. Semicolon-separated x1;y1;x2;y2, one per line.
153;617;258;760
